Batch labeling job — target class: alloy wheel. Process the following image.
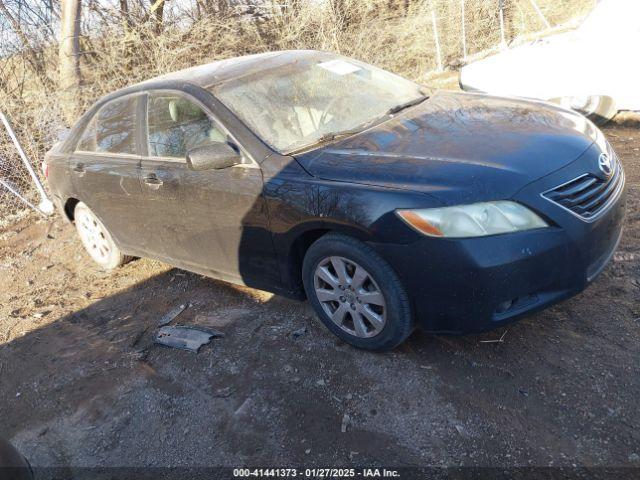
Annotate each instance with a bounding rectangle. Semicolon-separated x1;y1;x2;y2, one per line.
76;209;112;264
560;95;599;116
313;256;387;338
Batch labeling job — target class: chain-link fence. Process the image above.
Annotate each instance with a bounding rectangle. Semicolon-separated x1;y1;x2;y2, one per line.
423;0;592;73
0;111;55;229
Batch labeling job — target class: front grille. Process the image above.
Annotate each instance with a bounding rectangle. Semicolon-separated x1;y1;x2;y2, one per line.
542;146;624;220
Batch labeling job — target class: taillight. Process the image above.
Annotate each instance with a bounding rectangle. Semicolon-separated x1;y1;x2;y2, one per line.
42;160;49;179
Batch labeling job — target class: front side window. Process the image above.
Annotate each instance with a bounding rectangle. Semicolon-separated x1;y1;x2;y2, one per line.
146;93;227;158
211;54;425;153
77;96;139;154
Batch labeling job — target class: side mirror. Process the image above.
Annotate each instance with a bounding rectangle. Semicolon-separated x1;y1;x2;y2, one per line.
186;143;241;171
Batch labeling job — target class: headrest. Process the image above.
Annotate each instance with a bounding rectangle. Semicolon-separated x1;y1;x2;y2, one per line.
168;99;205;123
168;100;180;122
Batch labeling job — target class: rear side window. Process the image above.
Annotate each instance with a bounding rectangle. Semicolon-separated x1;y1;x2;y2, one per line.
146;93;226;158
77;96;139;155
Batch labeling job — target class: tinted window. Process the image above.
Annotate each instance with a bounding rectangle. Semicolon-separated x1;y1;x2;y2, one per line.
147;94;226;158
77;96;138;154
77;117;97;152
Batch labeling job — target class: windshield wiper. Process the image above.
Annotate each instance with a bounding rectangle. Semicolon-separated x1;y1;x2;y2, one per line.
287;127;369;154
314;128;362;144
386;94;429;115
287;96;428;155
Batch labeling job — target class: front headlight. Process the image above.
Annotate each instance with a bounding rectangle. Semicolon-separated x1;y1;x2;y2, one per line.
396;201;548;238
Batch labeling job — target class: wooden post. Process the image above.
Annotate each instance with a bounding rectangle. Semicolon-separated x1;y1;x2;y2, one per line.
461;0;467;60
431;9;443;72
499;0;506;48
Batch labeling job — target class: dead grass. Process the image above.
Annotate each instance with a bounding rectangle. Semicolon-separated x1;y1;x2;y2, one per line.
0;0;593;218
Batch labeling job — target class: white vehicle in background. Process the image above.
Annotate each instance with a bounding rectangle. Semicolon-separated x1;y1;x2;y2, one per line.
459;0;640;124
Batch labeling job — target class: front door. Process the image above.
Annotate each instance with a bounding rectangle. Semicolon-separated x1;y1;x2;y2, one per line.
137;91;279;288
70;94;144;250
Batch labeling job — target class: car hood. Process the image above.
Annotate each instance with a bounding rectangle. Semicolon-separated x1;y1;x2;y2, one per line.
294;92;598;205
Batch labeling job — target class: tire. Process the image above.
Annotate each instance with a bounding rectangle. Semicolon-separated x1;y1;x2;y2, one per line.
74;202;130;270
554;95;617;125
302;233;414;351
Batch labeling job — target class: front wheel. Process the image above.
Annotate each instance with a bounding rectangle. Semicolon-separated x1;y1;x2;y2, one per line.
553;95;617;125
302;234;414;351
74;202;130;270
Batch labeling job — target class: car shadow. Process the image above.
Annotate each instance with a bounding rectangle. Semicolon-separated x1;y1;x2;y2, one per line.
1;262;433;467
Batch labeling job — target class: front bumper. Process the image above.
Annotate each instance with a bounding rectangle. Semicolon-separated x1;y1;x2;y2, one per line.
369;162;626;334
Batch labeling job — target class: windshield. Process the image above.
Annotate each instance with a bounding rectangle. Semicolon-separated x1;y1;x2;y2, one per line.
210;55;425;153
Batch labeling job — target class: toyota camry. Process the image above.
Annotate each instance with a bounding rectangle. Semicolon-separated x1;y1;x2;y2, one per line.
44;50;626;351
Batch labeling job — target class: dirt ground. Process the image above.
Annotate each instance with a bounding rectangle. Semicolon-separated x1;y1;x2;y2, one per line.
1;124;639;476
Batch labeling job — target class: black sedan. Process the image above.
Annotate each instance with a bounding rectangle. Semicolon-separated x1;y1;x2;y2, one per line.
44;50;626;351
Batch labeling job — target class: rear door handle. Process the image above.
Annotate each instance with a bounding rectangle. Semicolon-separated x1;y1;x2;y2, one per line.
143;174;163;189
72;163;85;176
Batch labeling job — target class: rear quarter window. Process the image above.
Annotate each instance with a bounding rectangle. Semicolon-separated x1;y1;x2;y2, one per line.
77;96;139;155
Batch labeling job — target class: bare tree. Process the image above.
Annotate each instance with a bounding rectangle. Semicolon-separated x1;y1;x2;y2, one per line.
120;0;133;31
59;0;81;123
0;0;53;89
150;0;165;34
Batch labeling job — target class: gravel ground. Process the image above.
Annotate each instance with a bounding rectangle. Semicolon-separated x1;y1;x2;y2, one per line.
0;124;639;476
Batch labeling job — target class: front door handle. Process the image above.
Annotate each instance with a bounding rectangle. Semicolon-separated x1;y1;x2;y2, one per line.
143;174;163;190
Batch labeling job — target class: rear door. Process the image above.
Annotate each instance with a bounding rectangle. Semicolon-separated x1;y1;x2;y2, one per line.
137;91;279;286
70;94;144;250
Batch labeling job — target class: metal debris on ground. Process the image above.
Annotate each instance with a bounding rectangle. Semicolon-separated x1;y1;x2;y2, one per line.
341;413;351;433
154;325;224;353
212;386;235;398
158;303;188;326
194;314;228;328
234;396;255;417
455;424;471;438
291;326;307;337
480;329;508;344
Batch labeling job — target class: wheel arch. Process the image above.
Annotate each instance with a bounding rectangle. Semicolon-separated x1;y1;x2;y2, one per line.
282;221;373;298
63;197;81;222
549;95;618;125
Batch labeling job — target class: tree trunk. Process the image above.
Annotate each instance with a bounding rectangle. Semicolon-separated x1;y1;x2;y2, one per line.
59;0;82;124
120;0;133;31
151;0;165;34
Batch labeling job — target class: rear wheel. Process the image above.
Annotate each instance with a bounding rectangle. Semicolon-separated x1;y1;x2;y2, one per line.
74;202;129;270
302;234;413;351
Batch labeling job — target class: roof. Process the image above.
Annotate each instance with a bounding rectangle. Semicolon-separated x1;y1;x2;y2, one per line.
83;49;335;126
135;49;324;89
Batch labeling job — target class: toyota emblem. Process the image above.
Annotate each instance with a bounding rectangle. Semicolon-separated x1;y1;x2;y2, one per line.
598;153;613;176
